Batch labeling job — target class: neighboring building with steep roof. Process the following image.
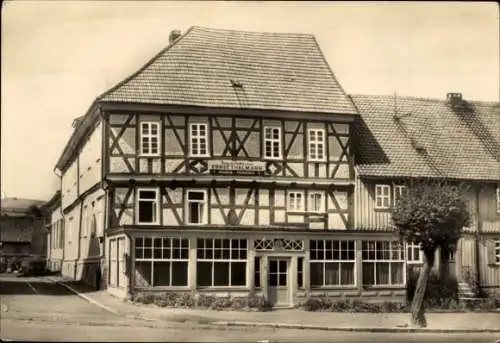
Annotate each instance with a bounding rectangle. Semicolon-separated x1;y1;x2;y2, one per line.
0;197;47;271
351;92;500;296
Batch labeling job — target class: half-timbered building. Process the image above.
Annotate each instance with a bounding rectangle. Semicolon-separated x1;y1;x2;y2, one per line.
352;93;500;296
54;26;364;305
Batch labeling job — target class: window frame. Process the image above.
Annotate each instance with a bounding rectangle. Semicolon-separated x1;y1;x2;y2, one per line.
374;184;391;210
308;191;324;213
393;185;407;206
362;240;405;287
140;121;160;157
309;239;356;287
406;242;423;264
263;126;282;160
196;238;248;288
189;123;210;157
134;237;190;288
185;189;208;225
307;128;326;162
136;188;160;225
287;191;305;212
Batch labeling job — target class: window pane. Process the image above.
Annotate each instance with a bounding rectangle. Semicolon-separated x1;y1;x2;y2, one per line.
324;262;339;285
310;263;324;286
135;261;152;287
254;257;261;288
391;263;404;285
139;201;154;223
213;262;230;286
140;191;156;199
189;203;199;223
362;262;375;285
376;262;390;285
197;262;212;287
172;262;188;286
278;273;287;286
340;262;355;285
231;262;246;286
153;261;170;286
188;191;205;200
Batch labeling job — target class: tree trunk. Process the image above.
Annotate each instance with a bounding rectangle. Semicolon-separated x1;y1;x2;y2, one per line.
439;247;450;280
410;250;435;327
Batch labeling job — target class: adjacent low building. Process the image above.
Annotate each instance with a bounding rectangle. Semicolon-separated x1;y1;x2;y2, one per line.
0;197;47;271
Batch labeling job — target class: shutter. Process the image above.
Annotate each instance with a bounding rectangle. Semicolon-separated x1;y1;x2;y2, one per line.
486;239;496;265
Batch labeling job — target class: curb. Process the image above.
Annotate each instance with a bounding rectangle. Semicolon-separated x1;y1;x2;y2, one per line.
209;321;500;334
47;278;120;316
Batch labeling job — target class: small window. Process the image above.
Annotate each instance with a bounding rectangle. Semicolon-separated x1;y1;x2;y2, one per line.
254;257;261;288
137;189;159;224
375;185;391;209
263;127;281;159
287;191;304;211
186;190;207;225
190;123;209;157
308;129;326;161
297;257;304;288
308;192;324;212
140;122;160;156
394;185;407;206
496;187;500;214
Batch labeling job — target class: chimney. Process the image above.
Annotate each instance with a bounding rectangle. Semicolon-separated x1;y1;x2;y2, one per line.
169;30;182;44
447;92;464;108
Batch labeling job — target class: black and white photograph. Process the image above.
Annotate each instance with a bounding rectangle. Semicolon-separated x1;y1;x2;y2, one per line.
1;1;499;342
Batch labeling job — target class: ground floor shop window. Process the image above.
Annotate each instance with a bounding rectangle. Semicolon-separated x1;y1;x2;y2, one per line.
362;241;404;286
310;239;355;287
134;237;189;287
196;238;247;287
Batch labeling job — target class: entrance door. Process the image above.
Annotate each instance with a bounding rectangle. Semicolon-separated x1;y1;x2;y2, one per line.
268;258;289;306
448;250;457;277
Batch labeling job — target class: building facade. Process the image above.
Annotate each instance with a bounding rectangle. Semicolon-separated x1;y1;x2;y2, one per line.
352;93;500;296
48;26;500;304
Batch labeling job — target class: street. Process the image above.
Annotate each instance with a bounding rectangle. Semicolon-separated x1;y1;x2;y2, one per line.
1;275;499;343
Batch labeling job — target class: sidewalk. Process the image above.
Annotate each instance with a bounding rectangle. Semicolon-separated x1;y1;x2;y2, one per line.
48;276;500;333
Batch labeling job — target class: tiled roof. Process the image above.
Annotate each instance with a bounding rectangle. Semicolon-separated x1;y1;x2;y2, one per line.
100;26;357;114
352;94;500;181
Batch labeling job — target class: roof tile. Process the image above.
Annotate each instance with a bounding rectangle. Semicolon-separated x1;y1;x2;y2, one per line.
101;26;357;114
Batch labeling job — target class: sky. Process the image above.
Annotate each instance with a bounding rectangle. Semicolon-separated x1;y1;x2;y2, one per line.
1;1;499;201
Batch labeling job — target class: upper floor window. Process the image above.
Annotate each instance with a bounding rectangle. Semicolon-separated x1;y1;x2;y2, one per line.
82;206;88;237
375;184;391;209
186;190;207;225
287;191;304;211
264;127;281;159
496;187;500;214
308;129;326;161
190;123;209;157
308;192;324;213
137;189;159;224
140;122;160;156
394;185;407;206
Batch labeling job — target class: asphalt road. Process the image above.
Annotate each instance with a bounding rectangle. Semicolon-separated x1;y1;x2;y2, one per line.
1;275;499;343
